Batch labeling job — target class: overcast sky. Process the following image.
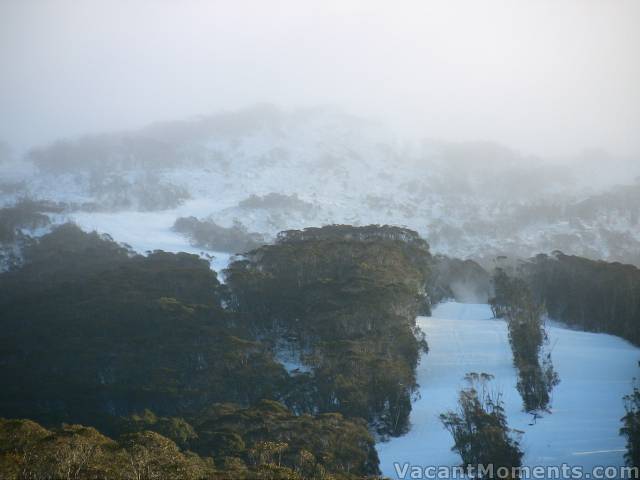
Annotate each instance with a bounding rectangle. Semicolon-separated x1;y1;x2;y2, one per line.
1;0;639;157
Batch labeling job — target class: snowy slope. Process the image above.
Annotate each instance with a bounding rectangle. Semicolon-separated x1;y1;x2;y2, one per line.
2;106;639;266
377;302;640;478
63;209;233;274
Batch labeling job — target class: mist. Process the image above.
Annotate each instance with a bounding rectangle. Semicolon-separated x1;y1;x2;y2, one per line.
1;0;639;158
4;3;640;476
2;0;640;267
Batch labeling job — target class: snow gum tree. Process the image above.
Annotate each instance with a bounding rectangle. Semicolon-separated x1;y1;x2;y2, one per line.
621;375;640;468
490;269;559;412
440;373;523;479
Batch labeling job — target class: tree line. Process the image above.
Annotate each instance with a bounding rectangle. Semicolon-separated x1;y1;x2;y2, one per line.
520;252;640;345
440;373;523;479
224;224;431;436
495;251;640;468
0;223;433;478
0;399;378;479
490;269;558;412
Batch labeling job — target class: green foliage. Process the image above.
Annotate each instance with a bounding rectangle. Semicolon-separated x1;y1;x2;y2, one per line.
0;223;430;476
225;225;431;435
0;407;380;480
490;269;558;412
0;198;61;243
173;216;265;254
190;400;379;478
118;410;198;450
0;223;288;427
522;252;640;345
621;379;640;467
0;418;215;480
440;373;523;478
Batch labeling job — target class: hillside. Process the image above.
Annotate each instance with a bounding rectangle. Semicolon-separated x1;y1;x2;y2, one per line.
0;223;432;478
1;106;640;267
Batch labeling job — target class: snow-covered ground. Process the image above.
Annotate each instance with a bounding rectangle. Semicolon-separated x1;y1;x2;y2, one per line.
66;209;234;275
377;302;640;478
2;106;640;266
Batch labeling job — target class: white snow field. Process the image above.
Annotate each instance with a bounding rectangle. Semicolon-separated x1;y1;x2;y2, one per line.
377;302;640;478
67;208;234;276
3;107;640;266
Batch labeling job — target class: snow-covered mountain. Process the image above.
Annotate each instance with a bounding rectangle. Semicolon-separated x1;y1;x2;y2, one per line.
1;104;639;266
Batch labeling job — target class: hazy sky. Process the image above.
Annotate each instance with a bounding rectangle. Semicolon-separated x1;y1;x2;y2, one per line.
1;0;639;157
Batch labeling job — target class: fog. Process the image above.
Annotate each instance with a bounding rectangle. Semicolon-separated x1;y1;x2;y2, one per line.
4;4;640;477
1;0;639;157
2;0;640;269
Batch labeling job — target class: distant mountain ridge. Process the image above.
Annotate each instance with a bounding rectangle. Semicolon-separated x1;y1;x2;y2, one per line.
1;104;639;266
